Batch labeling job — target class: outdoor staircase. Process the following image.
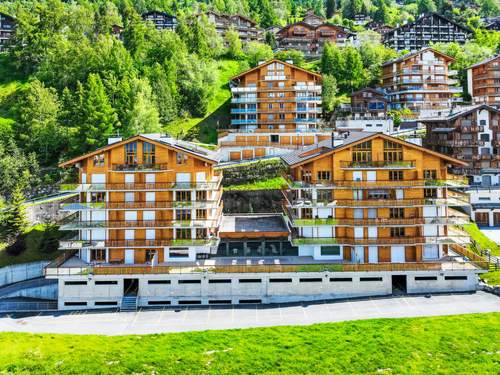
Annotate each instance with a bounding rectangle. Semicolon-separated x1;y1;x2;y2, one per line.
120;295;138;312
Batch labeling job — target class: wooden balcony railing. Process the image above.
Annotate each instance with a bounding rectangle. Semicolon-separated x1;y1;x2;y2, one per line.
60;180;221;191
61;200;220;210
291;236;468;246
59;219;219;229
340;160;416;169
111;163;169;172
291;216;469;227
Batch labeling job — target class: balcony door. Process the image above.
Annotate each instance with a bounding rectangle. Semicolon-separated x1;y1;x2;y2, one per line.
391;246;405;262
124;249;135;264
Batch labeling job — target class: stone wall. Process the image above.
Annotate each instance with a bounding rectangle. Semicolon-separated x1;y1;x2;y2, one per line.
221;159;287;186
222;190;284;213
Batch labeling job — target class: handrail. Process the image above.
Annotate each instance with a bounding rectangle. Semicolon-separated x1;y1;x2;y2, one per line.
111;163;169;171
59;219;219;229
60;181;222;191
60;200;220;210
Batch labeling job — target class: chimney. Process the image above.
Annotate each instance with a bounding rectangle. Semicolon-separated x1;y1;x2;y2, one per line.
108;136;122;145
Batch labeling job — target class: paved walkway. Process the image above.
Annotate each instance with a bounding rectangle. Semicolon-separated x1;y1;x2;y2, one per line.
0;292;498;335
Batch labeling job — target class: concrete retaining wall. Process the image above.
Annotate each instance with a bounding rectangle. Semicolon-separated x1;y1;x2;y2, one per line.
1;282;58;300
0;261;49;287
56;270;479;310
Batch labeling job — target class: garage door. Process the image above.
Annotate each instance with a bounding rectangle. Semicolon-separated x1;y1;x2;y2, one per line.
91;174;106;183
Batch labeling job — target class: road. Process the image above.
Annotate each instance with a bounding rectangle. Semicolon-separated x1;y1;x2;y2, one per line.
0;292;498;336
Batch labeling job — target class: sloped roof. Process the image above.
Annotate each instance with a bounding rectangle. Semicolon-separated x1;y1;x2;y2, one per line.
230;58;321;80
0;11;15;21
419;104;500;122
277;21;355;36
350;87;387;99
382;47;455;67
385;12;472;35
466;55;500;70
59;134;219;167
281;131;467;167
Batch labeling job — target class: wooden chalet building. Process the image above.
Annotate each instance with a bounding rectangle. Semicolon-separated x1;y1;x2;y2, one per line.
142;11;177;31
204;11;261;43
383;13;471;52
0;12;15;52
466;55;500;107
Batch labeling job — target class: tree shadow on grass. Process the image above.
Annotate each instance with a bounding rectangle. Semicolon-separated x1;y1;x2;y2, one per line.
185;98;231;144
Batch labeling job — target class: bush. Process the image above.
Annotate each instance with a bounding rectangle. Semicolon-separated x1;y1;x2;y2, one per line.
6;234;27;256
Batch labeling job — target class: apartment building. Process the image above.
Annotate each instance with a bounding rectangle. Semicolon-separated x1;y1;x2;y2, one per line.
220;59;330;161
466;55;500;106
422;104;500;176
365;21;393;35
57;134;222;267
276;20;354;57
382;48;462;116
383;13;471;52
204;11;261;43
0;12;15;52
142;11;177;31
467;169;500;227
281;131;470;264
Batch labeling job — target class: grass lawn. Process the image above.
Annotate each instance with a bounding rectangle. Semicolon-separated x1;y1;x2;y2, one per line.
480;270;500;285
462;223;500;256
0;224;60;268
0;313;498;374
223;176;287;191
164;59;246;144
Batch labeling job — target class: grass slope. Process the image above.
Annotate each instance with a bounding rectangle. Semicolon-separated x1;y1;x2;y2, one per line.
0;224;60;268
164;59;246;144
481;270;500;285
0;313;498;374
462;223;500;256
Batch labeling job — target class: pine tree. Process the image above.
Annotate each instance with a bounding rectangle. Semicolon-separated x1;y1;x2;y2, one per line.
0;184;28;243
417;0;437;15
77;73;118;152
326;0;337;18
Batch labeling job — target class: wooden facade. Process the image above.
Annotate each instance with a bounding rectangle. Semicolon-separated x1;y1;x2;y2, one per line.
466;55;500;107
382;48;460;115
349;88;388;117
59;135;222;265
383;13;471;52
422;105;500;176
219;59;329;160
0;12;15;52
282;132;469;263
142;11;177;31
204;11;261;43
276;21;353;57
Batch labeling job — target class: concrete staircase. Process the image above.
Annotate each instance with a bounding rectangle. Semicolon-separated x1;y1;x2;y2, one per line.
120;295;138;311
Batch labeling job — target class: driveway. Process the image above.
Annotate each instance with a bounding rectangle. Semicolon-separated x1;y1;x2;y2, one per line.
0;292;498;336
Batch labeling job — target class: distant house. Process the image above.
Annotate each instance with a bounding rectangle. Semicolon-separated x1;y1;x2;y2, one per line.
203;11;261;43
485;18;500;31
365;21;393;35
466;55;500;107
383;13;471;52
0;12;15;52
142;11;177;31
353;14;372;26
111;24;124;40
276;21;354;57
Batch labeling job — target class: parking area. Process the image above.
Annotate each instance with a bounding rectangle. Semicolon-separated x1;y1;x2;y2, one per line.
0;292;498;335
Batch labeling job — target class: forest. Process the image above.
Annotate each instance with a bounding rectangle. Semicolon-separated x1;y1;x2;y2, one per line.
0;0;498;246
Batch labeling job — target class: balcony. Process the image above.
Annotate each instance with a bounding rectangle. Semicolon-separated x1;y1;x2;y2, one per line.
60;200;220;211
284;177;468;189
60;180;221;192
231;119;258;125
291;216;469;227
230;108;257;114
231;87;257;93
287;197;469;208
340;160;416;169
295;118;319;123
293;85;322;91
59;219;219;230
296;96;321;101
291;235;468;246
111;163;169;172
59;238;217;249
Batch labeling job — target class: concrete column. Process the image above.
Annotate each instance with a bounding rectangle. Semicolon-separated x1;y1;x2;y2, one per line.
489;211;494;227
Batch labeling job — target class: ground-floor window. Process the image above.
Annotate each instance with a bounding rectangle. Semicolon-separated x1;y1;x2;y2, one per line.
320;245;341;256
169;247;189;258
90;249;106;262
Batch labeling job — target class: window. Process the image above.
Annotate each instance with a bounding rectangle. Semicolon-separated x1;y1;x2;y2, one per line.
177;191;191;201
142;142;156;165
389;171;403;180
90;192;105;203
176;210;191;221
424;188;437;198
390;227;405;237
317;171;331;181
480;133;490;142
352;141;372;162
480;119;486;126
95;280;118;285
196;228;206;239
196;209;207;219
169;248;190;258
65;281;87;285
125;142;137;164
270;135;279;143
90;249;106;262
176;228;191;239
145;250;156;262
301;170;312;182
390;208;404;219
302;208;313;219
321;246;340;256
383;140;403;162
93;153;105;167
317;190;332;202
176;152;188;164
196;191;207;201
423;170;437;180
